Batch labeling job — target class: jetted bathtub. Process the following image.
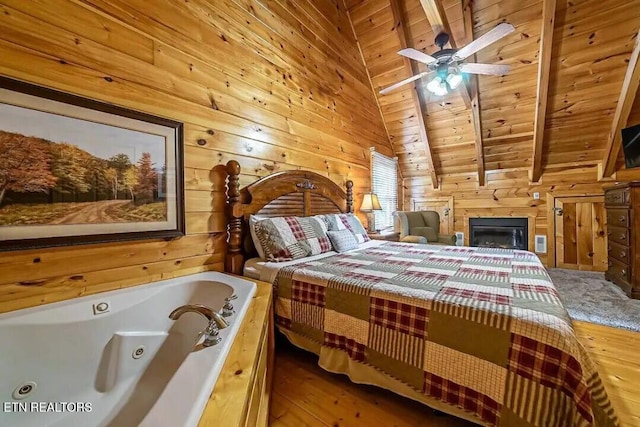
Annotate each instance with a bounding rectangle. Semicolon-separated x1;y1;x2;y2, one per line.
0;271;256;427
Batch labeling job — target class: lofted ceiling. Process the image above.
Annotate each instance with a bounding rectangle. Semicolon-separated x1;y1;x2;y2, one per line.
345;0;640;188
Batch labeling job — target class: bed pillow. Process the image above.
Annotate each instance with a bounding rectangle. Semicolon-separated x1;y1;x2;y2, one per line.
325;213;370;243
249;215;267;259
327;229;358;253
313;214;331;230
253;216;332;261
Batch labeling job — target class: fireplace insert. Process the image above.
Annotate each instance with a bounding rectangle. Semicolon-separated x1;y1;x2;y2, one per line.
469;217;528;250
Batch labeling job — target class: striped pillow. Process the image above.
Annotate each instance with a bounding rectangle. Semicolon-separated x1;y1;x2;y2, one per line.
253;216;332;261
325;214;370;243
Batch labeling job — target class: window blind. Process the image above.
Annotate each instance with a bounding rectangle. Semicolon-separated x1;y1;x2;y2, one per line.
371;150;398;229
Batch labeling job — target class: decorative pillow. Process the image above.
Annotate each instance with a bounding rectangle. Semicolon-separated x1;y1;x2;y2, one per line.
325;214;370;243
249;215;267;259
327;229;358;253
253;216;332;261
313;214;330;230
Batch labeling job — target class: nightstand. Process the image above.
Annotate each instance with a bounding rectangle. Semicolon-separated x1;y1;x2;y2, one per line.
368;230;400;241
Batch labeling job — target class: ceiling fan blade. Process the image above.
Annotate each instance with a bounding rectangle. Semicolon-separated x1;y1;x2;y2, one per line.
398;48;437;65
459;63;511;76
453;23;516;61
379;71;432;95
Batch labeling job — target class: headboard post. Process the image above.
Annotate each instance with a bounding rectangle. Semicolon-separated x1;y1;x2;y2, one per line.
346;180;353;213
225;160;243;275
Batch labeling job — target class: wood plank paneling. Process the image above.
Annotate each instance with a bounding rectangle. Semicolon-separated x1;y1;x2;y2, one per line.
350;0;640;214
553;195;607;271
576;202;592;265
601;31;640;177
0;0;390;312
404;165;625;266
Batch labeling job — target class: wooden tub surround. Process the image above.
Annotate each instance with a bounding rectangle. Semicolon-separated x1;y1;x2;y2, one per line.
198;276;274;427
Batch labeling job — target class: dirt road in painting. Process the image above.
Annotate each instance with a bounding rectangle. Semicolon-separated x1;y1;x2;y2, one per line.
49;200;131;224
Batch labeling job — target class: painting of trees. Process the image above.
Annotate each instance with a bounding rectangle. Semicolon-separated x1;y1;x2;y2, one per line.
0;126;170;226
0;79;183;250
84;158;113;201
122;166;139;200
104;167;118;199
50;143;91;195
0;131;57;206
134;152;158;204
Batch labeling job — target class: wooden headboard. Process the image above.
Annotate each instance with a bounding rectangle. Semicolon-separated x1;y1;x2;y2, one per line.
224;160;353;275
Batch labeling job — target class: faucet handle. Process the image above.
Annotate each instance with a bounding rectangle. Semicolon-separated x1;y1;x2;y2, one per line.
202;321;221;347
221;294;237;317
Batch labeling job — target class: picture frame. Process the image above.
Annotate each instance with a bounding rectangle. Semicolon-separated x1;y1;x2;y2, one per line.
0;76;185;251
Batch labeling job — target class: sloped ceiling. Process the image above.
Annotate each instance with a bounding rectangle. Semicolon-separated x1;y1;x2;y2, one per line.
345;0;640;187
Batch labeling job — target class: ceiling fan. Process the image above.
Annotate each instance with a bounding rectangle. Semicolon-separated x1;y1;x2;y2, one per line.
379;22;516;96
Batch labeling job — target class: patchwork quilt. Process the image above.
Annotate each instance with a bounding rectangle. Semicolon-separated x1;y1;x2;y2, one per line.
273;242;618;427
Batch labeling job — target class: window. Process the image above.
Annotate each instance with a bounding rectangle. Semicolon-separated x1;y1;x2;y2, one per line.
371;149;398;230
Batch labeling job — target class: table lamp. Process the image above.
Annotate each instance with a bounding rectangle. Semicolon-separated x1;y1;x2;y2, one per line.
360;193;382;232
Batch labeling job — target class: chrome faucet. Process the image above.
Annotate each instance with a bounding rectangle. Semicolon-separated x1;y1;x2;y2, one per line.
169;304;229;347
221;294;237;317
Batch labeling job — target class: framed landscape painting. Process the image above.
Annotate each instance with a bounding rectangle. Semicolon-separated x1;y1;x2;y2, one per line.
0;77;185;251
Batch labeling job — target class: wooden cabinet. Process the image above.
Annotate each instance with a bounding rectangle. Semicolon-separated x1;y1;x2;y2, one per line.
605;183;640;299
243;304;273;427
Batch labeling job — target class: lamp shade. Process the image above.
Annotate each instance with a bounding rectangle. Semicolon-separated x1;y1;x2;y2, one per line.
426;76;448;96
361;193;382;212
446;73;463;90
426;76;442;94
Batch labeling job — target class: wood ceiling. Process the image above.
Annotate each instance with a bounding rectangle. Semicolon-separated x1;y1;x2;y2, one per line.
345;0;640;188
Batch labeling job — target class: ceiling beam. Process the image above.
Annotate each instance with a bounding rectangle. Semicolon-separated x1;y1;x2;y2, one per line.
462;1;484;186
421;0;485;185
419;0;454;45
530;0;557;183
390;0;439;189
601;32;640;178
420;0;474;110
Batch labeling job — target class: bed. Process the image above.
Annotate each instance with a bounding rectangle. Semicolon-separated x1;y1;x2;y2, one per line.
223;161;618;427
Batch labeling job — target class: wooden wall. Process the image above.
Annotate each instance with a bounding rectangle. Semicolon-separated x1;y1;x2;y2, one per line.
343;0;640;268
405;166;640;266
0;0;391;313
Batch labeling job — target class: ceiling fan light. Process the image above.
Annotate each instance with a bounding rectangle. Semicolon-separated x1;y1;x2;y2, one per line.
434;83;448;96
446;73;463;90
426;76;442;94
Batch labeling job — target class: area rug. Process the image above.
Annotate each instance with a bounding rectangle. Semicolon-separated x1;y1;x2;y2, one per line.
547;268;640;332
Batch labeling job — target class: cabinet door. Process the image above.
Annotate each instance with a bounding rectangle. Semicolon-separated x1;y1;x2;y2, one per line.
411;197;454;235
554;196;607;271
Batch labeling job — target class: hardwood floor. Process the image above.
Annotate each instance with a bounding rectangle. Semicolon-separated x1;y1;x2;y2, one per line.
573;322;640;427
269;322;640;427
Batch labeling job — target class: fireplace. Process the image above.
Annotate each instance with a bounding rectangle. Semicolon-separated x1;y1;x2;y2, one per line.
469;218;528;250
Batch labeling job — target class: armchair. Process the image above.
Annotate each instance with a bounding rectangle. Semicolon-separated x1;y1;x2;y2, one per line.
393;211;457;245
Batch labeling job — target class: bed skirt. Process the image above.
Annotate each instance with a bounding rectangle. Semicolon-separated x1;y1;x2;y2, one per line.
279;327;484;426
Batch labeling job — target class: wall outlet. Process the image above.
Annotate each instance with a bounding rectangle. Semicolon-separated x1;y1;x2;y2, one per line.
455;232;464;246
533;192;540;200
